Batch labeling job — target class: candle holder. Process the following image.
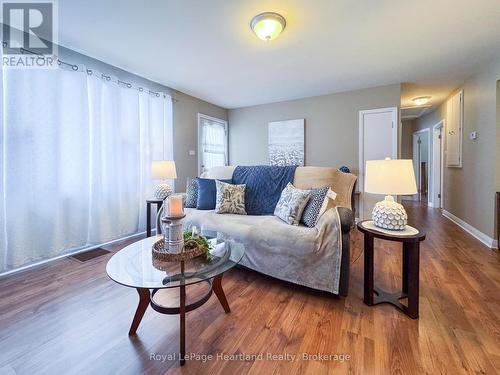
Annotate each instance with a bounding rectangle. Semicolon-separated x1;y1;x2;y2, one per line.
160;217;171;247
163;214;186;253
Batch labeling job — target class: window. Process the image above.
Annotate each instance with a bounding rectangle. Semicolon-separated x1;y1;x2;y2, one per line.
198;114;228;174
0;65;173;273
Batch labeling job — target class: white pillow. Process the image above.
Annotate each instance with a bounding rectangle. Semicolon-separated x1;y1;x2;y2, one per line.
215;180;247;215
274;183;311;225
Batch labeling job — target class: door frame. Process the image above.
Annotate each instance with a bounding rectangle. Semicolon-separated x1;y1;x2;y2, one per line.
412;128;431;205
358;107;398;219
431;120;445;208
197;113;228;175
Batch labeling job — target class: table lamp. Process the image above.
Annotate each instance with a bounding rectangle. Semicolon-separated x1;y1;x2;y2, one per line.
151;160;177;199
364;158;417;230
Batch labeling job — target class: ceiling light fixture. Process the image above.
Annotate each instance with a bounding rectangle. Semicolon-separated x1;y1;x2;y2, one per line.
412;96;431;106
250;12;286;41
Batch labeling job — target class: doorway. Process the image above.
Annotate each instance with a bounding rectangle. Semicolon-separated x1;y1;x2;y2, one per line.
431;120;444;208
412;129;431;205
358;107;398;220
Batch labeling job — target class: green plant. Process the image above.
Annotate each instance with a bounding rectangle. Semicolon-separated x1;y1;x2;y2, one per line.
183;229;214;262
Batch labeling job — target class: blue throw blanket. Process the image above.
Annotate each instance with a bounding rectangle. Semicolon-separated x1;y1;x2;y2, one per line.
232;165;297;215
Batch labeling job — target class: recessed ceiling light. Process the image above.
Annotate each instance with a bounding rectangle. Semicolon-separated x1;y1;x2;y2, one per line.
250;12;286;41
412;96;431;106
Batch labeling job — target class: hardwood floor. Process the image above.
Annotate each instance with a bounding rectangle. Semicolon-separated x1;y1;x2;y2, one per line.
1;201;499;374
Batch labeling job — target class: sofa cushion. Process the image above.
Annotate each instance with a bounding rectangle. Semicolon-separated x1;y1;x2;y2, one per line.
301;186;329;227
200;166;236;179
185;178;198;208
196;178;232;210
215;180;247;215
274;183;311;225
293;167;356;209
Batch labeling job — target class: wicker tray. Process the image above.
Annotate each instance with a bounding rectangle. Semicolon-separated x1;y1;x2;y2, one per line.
152;237;207;262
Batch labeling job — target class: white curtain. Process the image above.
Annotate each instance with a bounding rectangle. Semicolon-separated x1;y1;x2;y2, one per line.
0;66;173;273
201;117;227;172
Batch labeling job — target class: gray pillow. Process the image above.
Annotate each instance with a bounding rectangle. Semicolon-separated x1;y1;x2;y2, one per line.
184;178;198;208
274;183;311;225
215;180;247;215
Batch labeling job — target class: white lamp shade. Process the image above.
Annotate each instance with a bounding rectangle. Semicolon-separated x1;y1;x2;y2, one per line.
151;160;177;180
364;159;417;195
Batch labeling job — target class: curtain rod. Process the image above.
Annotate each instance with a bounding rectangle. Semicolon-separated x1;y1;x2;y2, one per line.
2;42;178;102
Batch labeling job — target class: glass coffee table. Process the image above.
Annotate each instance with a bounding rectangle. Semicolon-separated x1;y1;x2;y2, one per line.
106;230;245;366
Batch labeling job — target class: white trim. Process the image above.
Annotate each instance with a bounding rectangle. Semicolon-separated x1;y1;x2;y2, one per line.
0;231;147;278
197;113;229;176
442;210;498;249
431;120;445;208
412;128;432;205
358;107;398;219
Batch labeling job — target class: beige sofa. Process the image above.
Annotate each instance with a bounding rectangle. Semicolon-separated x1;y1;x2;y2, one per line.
182;166;356;296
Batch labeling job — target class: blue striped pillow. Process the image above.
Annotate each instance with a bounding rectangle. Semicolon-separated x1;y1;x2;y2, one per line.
300;187;329;227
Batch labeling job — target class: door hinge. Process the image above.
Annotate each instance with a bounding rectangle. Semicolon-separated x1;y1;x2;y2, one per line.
438;134;442;139
438;193;441;198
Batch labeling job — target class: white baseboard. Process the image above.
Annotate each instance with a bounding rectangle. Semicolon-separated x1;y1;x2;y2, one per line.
442;210;498;249
0;230;148;278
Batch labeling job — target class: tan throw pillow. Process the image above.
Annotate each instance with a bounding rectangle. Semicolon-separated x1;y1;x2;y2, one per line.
215;180;247;215
274;183;311;225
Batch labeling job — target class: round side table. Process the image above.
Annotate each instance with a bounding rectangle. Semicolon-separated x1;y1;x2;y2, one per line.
357;220;425;319
146;198;164;237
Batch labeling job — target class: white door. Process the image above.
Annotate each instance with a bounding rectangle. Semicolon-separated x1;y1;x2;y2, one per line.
446;91;463;167
358;107;398;220
432;123;443;208
412;129;431;204
198;114;228;175
412;133;421;201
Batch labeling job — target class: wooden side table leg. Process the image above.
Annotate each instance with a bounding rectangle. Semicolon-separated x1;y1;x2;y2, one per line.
363;233;375;305
155;202;162;235
402;242;410;295
179;283;186;366
129;288;150;335
407;243;420;319
213;274;230;313
146;202;152;237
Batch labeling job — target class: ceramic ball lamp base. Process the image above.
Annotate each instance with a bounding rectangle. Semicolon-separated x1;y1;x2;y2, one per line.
153;183;172;200
372;195;407;231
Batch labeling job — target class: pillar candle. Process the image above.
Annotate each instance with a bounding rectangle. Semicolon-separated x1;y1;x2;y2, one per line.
168;194;184;217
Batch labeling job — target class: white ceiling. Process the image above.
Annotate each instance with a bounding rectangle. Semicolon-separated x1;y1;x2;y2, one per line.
58;0;500;109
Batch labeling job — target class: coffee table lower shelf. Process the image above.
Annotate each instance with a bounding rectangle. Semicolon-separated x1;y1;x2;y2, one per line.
128;273;230;366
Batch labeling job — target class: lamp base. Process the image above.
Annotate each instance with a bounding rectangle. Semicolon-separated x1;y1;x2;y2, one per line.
153;183;172;200
372;195;407;231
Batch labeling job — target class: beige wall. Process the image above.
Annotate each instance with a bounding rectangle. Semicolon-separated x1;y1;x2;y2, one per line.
496;80;500;242
496;81;500;193
173;91;228;192
415;58;500;241
401;119;415;160
228;84;401;176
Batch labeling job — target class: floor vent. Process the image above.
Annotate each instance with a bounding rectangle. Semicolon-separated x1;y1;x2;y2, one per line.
69;248;110;263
